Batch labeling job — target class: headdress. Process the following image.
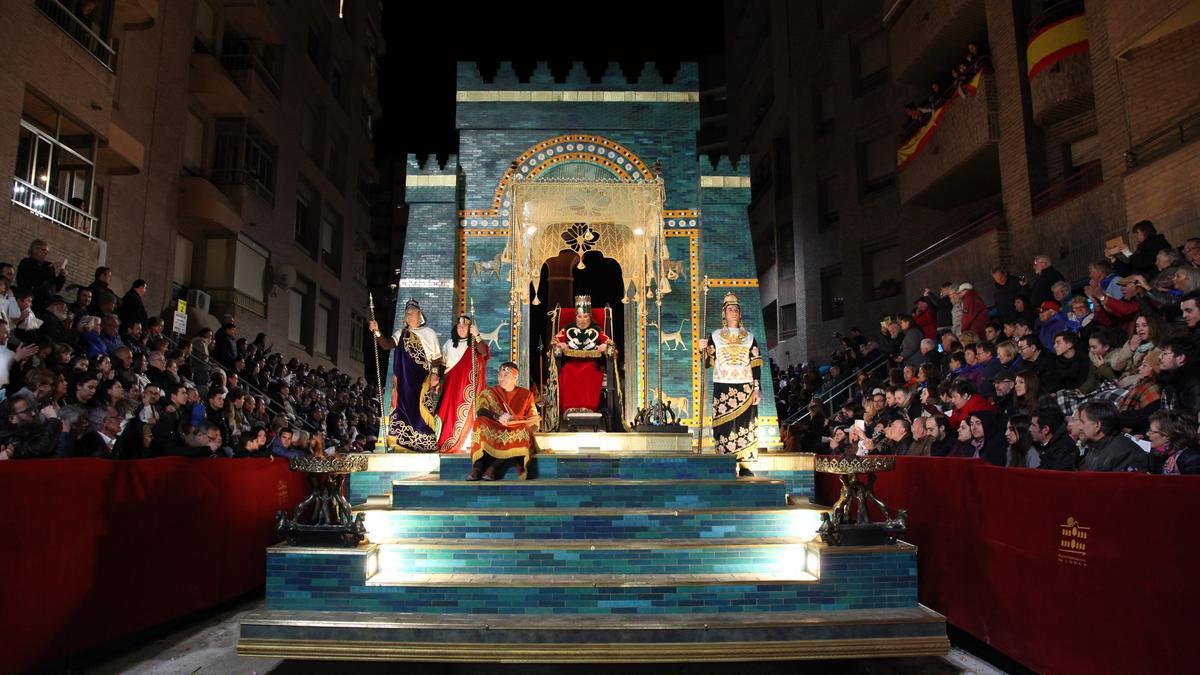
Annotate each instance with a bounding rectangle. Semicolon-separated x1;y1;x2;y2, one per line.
574;295;592;313
403;298;426;327
722;292;741;327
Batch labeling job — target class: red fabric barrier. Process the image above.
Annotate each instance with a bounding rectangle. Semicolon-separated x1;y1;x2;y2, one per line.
817;458;1200;674
1;458;307;674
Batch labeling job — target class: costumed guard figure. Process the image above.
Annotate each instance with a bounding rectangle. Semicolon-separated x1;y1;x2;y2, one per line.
436;314;490;453
467;361;540;481
552;295;611;415
699;292;763;476
369;299;442;452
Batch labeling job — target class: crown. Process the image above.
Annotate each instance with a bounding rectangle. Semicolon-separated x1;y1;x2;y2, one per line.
574;295;592;311
404;298;421;311
722;292;740;308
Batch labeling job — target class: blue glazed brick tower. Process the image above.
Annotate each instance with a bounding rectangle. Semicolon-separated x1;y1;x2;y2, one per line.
387;62;778;449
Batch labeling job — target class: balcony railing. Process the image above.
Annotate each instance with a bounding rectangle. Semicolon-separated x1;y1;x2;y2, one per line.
905;209;1004;272
205;287;266;317
212;167;275;205
35;0;116;70
1125;109;1200;172
220;42;281;97
11;177;97;238
1031;159;1102;216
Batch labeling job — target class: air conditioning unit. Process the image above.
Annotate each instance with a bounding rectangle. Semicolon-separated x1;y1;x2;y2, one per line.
186;289;212;314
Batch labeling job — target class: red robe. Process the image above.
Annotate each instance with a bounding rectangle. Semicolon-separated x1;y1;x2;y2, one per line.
471;385;537;475
554;324;609;413
436;340;490;454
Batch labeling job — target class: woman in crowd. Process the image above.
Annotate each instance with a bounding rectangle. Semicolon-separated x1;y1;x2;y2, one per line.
967;410;1007;465
1013;371;1041;416
1146;409;1198;475
1004;413;1040;468
1111;315;1162;387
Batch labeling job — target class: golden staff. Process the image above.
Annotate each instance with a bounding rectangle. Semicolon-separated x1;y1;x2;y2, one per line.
368;292;387;452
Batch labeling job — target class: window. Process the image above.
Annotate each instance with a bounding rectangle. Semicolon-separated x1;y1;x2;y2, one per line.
752;221;776;276
853;31;890;96
301;103;321;162
863;244;903;301
780;303;798;339
314;292;338;360
859;136;895;196
289;277;311;347
1068;135;1100;169
174;235;194;287
233;236;268;304
821;266;844;320
13;91;98;236
212;120;276;203
812;79;835;136
762;300;778;350
320;210;342;274
194;0;216;53
327;130;348;192
349;310;365;361
777;221;794;280
818;175;839;230
295;182;314;251
182;110;206;175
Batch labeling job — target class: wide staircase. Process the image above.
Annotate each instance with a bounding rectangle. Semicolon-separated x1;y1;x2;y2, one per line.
239;452;947;662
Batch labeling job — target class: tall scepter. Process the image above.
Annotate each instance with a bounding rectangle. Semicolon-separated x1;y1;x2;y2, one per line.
368;292;387;453
697;274;710;454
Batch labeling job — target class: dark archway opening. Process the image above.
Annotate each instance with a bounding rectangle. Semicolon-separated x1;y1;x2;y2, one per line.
529;249;625;394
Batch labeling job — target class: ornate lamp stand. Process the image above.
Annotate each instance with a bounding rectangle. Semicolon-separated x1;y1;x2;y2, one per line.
815;456;908;546
276;455;369;547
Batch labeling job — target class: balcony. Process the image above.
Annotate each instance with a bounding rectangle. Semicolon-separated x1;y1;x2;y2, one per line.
11;177;97;238
189;53;249;117
96;121;144;175
904;210;1007;299
1105;0;1200;59
114;0;157;28
221;41;282;99
35;0;116;70
1031;160;1103;216
897;72;1000;208
177;175;242;235
889;0;986;86
212;120;276;207
1124;108;1200;172
222;0;284;44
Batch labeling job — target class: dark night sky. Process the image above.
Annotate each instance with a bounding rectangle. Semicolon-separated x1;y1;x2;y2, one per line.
374;2;726;161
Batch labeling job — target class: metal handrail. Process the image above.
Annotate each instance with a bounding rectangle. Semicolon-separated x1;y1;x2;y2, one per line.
11;177;97;238
220;42;282;96
779;354;892;427
35;0;116;70
905;209;1004;272
1125;109;1200;172
1031;159;1102;215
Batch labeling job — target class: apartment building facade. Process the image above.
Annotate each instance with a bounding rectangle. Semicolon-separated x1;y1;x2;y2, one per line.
0;0;384;374
728;0;1200;367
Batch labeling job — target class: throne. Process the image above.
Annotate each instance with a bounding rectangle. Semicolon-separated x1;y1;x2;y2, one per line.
545;304;624;432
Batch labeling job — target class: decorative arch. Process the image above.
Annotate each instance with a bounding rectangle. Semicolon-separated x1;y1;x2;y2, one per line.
484;134;654;212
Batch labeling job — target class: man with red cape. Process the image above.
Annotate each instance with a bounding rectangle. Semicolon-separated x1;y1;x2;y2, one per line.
436;314;490;453
466;361;540;481
552;295;611;416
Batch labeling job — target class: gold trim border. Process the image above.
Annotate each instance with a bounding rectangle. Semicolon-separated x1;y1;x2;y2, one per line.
707;278;759;288
238;636;950;663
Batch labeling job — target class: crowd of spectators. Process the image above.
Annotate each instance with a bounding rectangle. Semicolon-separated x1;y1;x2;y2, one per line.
903;42;990;137
776;220;1200;474
0;239;383;461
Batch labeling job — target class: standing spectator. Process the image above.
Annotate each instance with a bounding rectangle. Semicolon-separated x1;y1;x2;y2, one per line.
959;282;988;336
17;239;66;313
213;321;239;371
1076;400;1149;472
118;279;149;329
1029;254;1065;309
991;267;1022;322
67;287;92;328
912;297;938;341
1106;220;1172;279
87;266;118;317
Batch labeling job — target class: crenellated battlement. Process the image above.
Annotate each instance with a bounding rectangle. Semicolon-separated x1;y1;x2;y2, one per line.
702;155;748;178
406;153;460;175
456;61;699;92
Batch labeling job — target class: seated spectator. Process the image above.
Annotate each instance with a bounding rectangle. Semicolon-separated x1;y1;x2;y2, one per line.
1111;315;1161;387
1080;330;1120;394
77;405;130;459
66;371;100;407
907;416;932;456
947;379;996;430
232;425;271;459
863;418;911;456
1051;331;1089;392
1156;337;1200;414
1076;400;1149;472
1036;302;1068;350
0;392;62;459
966;410;1007;465
1029;407;1077;470
1146;409;1198;475
1004;413;1040;468
1013;370;1041;417
270;427;306;459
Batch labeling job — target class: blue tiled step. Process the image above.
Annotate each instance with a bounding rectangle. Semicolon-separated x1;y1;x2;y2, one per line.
374;538;811;576
359;505;825;542
390;478;787;509
239;606;950;661
266;543;919;614
438;453;736;481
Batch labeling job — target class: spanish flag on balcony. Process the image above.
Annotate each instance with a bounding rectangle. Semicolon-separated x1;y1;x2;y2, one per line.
896;69;985;170
1027;13;1089;80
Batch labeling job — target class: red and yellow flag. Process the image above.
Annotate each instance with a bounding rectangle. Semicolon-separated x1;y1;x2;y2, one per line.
897;69;985;170
1027;13;1089;80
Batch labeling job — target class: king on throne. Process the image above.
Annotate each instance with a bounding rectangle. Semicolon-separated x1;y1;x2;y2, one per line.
551;295;618;430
